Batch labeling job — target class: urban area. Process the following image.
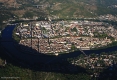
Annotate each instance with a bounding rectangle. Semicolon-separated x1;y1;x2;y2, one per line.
14;20;117;55
68;51;117;78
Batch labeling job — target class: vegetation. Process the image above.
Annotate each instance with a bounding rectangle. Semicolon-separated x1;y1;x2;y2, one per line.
67;50;117;79
1;0;117;79
94;32;109;38
71;27;77;32
0;11;14;30
23;11;35;19
92;41;117;50
1;44;117;80
12;25;21;43
0;64;91;80
0;42;91;80
1;0;117;19
71;44;78;51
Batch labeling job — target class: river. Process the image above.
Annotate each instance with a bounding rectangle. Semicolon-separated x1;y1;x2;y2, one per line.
1;24;117;64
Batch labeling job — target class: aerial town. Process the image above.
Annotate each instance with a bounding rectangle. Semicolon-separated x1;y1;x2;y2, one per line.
68;51;117;78
15;20;117;55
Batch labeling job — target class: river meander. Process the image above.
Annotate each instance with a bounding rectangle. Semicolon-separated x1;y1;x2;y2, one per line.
1;24;117;64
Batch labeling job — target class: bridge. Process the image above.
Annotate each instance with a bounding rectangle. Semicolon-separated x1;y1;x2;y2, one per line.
79;47;90;62
79;48;87;56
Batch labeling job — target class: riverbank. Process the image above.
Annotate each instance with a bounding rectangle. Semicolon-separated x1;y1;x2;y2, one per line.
2;24;117;63
12;24;20;43
91;41;117;50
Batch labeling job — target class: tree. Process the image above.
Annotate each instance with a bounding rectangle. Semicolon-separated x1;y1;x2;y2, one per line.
71;44;77;51
23;11;34;18
71;27;77;32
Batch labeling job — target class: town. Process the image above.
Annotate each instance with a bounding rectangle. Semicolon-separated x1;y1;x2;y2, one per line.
69;51;117;78
15;20;117;55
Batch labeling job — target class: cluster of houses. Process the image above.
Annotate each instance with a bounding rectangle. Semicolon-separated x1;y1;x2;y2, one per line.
16;20;117;54
97;14;117;21
71;53;117;69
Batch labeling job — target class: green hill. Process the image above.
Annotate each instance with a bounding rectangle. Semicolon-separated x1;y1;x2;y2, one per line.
0;0;117;19
23;0;117;18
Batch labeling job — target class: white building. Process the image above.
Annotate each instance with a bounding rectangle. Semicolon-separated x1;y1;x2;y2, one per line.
41;24;51;30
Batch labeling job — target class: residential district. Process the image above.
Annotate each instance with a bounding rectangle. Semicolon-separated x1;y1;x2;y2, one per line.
15;20;117;55
69;51;117;78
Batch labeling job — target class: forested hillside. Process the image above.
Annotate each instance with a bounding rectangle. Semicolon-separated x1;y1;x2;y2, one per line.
0;0;117;19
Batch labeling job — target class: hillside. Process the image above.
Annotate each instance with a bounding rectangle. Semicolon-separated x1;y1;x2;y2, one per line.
0;0;117;20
